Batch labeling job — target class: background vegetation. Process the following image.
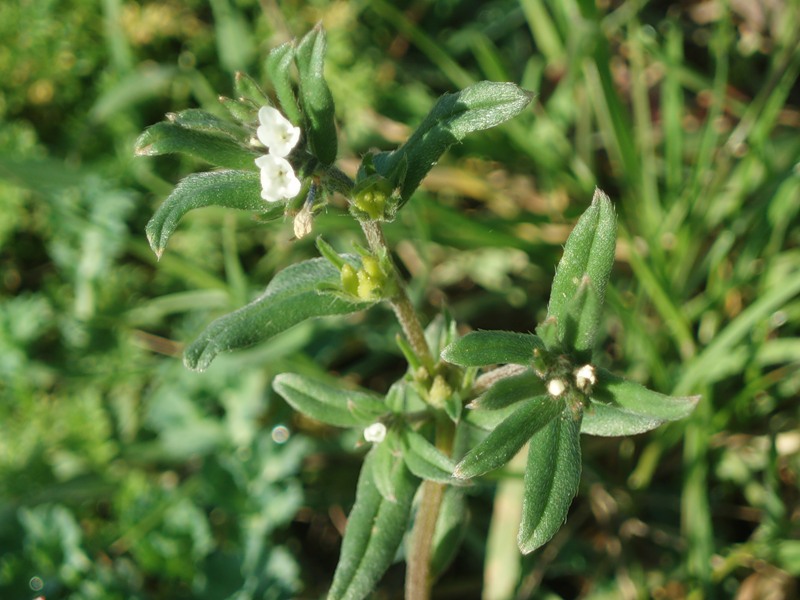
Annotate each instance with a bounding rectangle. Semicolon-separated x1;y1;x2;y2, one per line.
1;0;798;598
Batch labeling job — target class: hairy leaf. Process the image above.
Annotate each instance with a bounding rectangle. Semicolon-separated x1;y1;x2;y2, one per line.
372;432;405;502
541;189;616;353
430;487;467;579
166;108;249;140
135;121;257;169
441;330;544;367
266;42;301;124
295;26;337;165
518;409;582;554
184;258;373;372
454;395;560;480
373;81;533;204
582;368;699;436
470;369;546;410
145;170;282;257
328;447;418;600
272;373;385;428
402;427;458;484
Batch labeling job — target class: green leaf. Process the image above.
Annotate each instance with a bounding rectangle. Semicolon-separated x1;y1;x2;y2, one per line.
430;487;467;579
454;395;561;480
541;189;616;353
328;447;418;600
166;108;249;140
184;258;374;372
402;427;458;484
463;402;518;431
145;170;282;258
295;25;338;165
266;42;302;125
470;369;546;410
518;409;582;554
134;121;257;169
441;330;544;367
581;368;699;436
272;373;386;428
373;81;534;204
372;431;405;502
234;71;269;107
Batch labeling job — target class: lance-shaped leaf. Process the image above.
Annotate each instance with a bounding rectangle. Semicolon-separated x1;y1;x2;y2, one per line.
372;431;405;502
454;395;561;480
145;170;282;258
234;71;270;108
430;488;468;579
135;121;257;169
470;369;546;410
328;447;418;600
581;368;700;436
166;108;249;140
441;330;544;367
402;427;458;484
266;42;301;124
184;258;374;372
373;81;533;204
295;26;337;166
272;373;385;428
541;189;616;353
518;409;582;554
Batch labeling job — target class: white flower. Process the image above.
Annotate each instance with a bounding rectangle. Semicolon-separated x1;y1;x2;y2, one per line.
257;106;300;158
254;106;302;203
547;378;567;398
574;364;596;393
363;422;387;443
255;154;302;202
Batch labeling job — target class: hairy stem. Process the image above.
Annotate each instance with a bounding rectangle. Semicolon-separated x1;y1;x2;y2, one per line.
406;418;454;600
360;219;435;373
405;480;446;600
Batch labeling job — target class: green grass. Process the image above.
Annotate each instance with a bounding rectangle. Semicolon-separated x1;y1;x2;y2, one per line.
1;0;798;598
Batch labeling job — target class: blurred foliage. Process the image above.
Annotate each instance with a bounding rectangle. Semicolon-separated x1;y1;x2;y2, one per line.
0;0;798;598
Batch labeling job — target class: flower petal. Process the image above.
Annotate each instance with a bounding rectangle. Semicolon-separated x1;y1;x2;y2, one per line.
255;154;301;203
257;106;300;157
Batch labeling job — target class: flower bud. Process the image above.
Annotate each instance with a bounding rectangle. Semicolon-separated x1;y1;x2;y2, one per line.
363;422;387;443
547;378;567;398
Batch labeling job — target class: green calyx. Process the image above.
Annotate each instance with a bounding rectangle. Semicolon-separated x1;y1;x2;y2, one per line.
341;255;397;301
351;175;396;221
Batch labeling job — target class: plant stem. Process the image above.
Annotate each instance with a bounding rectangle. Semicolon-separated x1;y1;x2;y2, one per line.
359;219;435;374
405;418;454;600
359;218;446;599
405;480;446;600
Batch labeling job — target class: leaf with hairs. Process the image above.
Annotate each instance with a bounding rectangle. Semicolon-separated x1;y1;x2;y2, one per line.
328;447;418;600
184;258;373;372
145;170;282;258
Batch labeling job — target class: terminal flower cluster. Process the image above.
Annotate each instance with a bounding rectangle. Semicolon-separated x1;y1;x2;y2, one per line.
254;106;302;202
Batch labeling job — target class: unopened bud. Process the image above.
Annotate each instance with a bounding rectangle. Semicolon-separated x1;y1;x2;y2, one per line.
547;378;567;398
574;364;596;393
363;422;387;443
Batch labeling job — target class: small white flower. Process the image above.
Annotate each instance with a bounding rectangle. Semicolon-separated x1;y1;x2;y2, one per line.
257;106;300;158
363;422;387;443
255;154;302;202
574;364;596;392
254;106;302;203
547;378;567;398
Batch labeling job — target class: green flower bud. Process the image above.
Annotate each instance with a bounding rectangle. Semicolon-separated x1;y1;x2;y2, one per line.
352;175;393;221
341;263;359;296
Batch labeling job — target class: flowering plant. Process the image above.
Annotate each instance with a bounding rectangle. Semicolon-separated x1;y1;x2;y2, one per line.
135;25;698;600
254;106;301;202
